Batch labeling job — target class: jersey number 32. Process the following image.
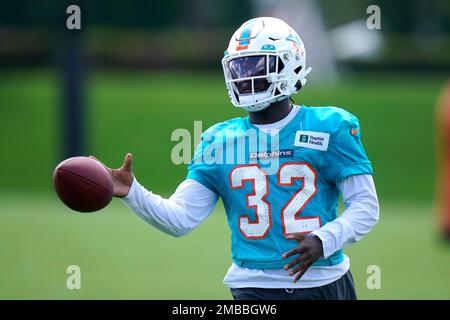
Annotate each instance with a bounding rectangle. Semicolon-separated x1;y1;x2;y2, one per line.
230;163;321;239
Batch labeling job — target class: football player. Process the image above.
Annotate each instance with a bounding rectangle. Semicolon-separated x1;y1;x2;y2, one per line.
96;17;379;300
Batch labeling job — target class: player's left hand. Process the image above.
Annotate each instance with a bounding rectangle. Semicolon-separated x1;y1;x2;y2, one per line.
282;233;324;283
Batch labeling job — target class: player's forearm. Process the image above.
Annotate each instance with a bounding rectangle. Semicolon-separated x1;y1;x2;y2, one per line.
121;179;191;236
121;178;218;237
312;174;379;258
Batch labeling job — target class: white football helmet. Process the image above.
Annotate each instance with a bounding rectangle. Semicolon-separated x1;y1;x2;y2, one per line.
222;17;312;112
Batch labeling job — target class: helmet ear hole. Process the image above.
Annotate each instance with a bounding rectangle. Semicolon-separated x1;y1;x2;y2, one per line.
294;65;302;74
295;80;302;91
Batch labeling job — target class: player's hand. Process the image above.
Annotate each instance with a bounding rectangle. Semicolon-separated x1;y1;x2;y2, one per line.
282;233;324;283
89;153;134;198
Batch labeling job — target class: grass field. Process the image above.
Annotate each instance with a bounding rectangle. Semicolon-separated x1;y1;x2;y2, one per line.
0;196;449;299
0;68;449;299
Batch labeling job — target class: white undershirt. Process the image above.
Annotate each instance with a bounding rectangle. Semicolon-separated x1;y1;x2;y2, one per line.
122;106;379;288
253;104;301;136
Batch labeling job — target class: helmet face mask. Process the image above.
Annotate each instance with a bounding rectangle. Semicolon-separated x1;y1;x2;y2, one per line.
222;51;291;112
222;17;312;112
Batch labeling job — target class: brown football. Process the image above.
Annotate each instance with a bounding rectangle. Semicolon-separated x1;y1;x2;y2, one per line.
53;156;114;212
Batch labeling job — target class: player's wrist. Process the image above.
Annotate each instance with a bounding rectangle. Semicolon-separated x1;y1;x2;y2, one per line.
309;234;324;256
117;174;135;199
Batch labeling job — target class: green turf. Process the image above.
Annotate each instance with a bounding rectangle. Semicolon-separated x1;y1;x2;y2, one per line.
0;195;448;299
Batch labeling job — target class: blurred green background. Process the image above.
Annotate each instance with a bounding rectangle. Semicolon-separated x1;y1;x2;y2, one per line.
1;0;450;299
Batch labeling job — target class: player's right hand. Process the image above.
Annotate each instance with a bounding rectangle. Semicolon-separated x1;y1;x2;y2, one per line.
89;153;134;198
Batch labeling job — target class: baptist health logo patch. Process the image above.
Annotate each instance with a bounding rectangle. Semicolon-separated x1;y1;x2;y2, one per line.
294;131;330;151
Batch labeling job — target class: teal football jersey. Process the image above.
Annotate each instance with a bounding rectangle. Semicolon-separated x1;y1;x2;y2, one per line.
187;106;373;269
